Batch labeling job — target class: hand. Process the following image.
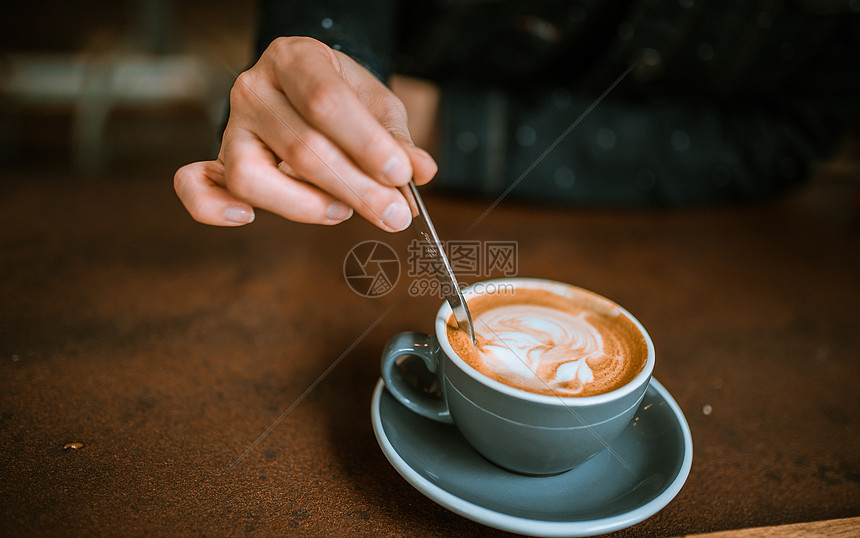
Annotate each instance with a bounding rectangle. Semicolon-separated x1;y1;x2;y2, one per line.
174;37;438;231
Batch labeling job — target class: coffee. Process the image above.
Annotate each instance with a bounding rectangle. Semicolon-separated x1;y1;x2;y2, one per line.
383;278;656;474
447;285;648;397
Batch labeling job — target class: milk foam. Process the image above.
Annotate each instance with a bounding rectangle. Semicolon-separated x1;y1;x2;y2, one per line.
447;286;646;397
475;305;613;396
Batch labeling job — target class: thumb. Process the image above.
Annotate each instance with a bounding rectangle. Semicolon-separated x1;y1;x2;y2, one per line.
390;133;438;187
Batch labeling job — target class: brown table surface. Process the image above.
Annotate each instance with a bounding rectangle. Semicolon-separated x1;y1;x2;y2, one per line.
1;164;858;537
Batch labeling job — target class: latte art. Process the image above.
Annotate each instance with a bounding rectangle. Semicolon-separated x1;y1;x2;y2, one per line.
447;286;647;397
476;305;614;396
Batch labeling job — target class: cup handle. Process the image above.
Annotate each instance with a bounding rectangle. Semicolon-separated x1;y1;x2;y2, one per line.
381;332;453;424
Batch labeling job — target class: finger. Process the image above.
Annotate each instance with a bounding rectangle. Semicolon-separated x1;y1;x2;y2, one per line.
390;137;438;218
396;139;438;186
174;161;256;226
221;132;355;225
270;38;413;187
230;82;412;232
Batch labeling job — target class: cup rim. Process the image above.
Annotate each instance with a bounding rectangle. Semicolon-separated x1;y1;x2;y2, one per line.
434;278;655;406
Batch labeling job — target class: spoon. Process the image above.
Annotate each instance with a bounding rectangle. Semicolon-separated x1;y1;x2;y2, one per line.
401;181;477;345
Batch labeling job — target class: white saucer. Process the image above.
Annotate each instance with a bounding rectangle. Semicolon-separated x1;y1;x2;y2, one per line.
371;378;692;537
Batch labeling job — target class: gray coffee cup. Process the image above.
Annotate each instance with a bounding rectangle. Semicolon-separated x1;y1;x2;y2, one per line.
381;278;655;475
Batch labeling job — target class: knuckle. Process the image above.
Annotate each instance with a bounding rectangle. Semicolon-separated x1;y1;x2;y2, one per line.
382;94;408;121
391;97;408;118
304;82;343;124
229;69;258;107
224;160;258;199
269;35;319;56
267;37;296;63
284;132;328;175
173;164;191;192
172;168;196;207
289;147;318;175
362;128;395;158
172;166;208;221
268;36;332;70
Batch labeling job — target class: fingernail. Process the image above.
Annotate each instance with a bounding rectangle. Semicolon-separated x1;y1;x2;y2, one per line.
224;206;255;224
382;201;411;231
413;146;433;160
383;155;411;185
326;201;353;221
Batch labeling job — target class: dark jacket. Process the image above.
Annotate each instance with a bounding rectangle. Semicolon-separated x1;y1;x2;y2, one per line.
256;0;860;206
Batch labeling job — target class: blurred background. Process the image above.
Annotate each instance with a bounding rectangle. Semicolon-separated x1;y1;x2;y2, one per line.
2;1;858;186
1;0;256;179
